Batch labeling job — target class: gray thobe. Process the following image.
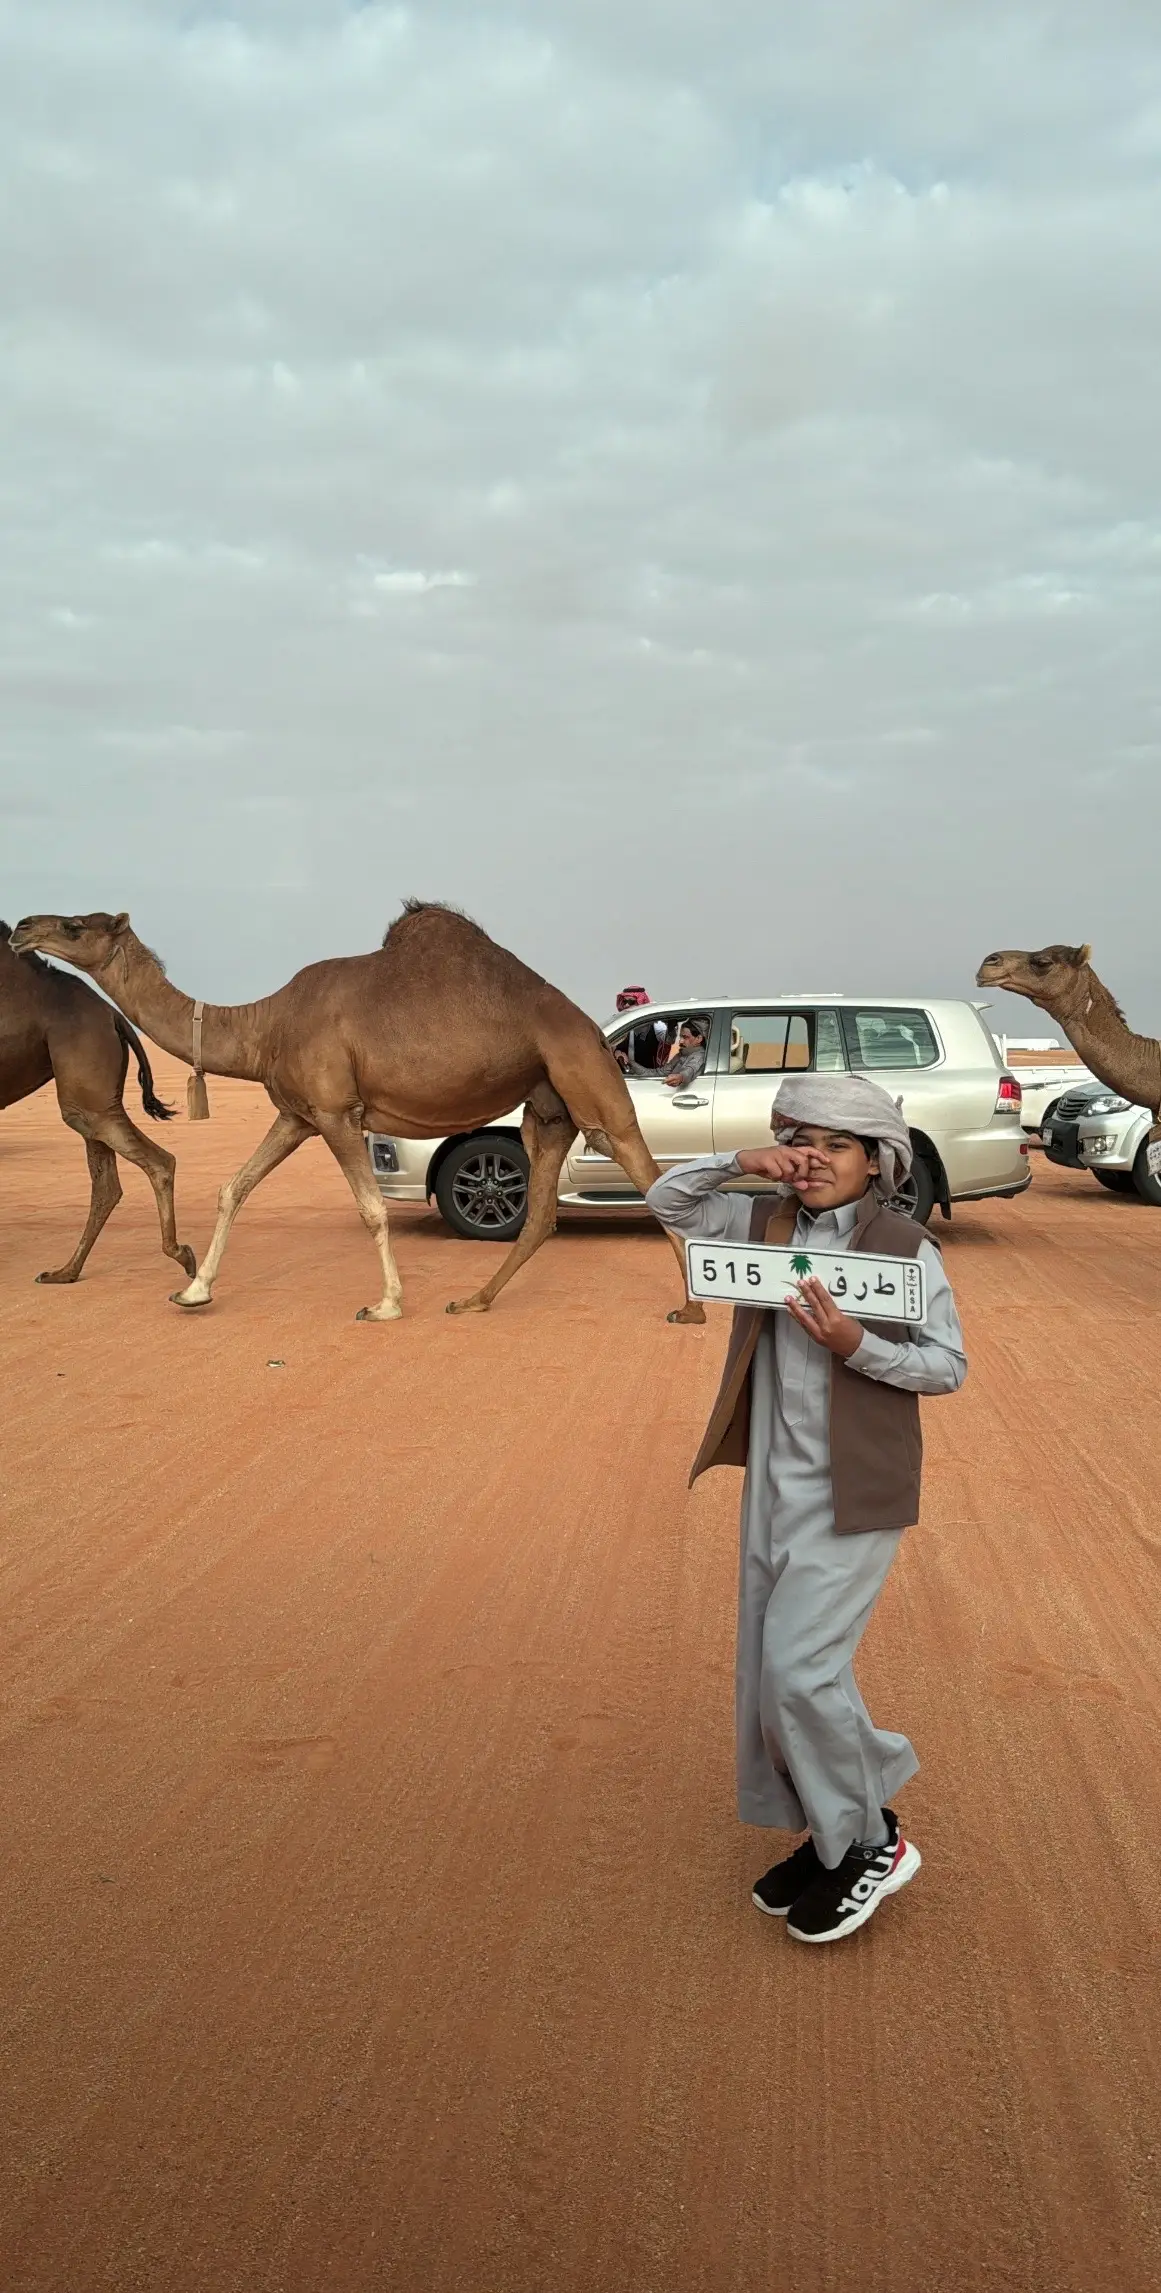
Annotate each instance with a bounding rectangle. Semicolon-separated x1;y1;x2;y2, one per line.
648;1155;967;1868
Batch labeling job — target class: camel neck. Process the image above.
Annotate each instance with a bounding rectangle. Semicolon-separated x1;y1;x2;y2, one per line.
94;933;268;1082
1050;973;1161;1113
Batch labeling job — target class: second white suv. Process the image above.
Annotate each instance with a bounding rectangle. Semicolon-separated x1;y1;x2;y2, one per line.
1042;1085;1161;1204
367;993;1030;1239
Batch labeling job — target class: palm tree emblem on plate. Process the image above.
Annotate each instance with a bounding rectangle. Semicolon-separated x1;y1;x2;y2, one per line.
789;1252;813;1276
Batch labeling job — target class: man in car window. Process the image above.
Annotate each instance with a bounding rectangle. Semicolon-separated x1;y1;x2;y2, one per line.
663;1020;708;1088
620;1018;708;1087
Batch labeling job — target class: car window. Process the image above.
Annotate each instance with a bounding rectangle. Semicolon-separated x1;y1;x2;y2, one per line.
611;1013;710;1074
726;1012;811;1074
609;1017;670;1056
842;1007;939;1070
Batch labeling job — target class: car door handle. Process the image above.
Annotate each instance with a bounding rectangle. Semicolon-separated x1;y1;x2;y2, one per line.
671;1094;709;1108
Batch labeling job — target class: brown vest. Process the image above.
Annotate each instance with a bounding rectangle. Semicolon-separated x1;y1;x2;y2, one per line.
688;1190;934;1535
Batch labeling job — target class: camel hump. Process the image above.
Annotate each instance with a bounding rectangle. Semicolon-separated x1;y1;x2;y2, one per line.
382;899;533;963
381;898;596;1033
383;897;558;977
378;895;615;1110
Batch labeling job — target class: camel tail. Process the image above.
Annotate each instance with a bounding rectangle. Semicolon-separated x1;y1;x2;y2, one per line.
115;1015;177;1122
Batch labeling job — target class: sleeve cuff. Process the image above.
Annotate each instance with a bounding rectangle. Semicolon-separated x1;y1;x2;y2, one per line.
847;1329;896;1377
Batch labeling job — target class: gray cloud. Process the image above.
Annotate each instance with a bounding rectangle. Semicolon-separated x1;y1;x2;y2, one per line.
2;0;1160;1045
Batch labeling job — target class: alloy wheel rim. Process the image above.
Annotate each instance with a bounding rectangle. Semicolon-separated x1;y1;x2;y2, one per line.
451;1152;528;1230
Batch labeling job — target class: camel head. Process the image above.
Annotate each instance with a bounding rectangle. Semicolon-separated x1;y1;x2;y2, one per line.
9;910;131;972
975;943;1092;1010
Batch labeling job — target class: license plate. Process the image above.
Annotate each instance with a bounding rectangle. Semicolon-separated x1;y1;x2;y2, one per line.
1148;1141;1161;1177
1042;1125;1053;1144
685;1239;927;1323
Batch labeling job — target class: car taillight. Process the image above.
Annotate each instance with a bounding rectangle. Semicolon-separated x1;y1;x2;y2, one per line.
996;1074;1022;1113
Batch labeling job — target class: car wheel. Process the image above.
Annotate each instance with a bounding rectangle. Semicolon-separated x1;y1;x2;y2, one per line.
1092;1170;1137;1194
434;1134;530;1241
1130;1140;1161;1206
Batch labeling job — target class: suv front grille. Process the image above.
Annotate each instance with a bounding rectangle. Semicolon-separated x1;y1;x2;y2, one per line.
1054;1091;1101;1121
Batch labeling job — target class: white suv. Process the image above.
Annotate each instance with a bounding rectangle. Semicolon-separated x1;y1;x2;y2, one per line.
367;994;1030;1240
1042;1085;1161;1204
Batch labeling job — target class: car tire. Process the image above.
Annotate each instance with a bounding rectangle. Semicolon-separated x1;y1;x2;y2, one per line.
1093;1170;1137;1194
434;1134;530;1241
1130;1140;1161;1207
905;1153;938;1226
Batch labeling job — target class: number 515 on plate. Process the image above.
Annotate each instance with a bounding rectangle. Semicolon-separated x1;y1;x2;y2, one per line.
685;1239;927;1324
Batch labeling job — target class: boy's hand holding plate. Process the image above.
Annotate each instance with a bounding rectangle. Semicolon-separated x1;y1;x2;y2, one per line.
787;1277;864;1359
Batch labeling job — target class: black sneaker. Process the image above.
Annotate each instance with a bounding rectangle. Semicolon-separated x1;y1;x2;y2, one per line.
785;1809;920;1944
751;1834;823;1917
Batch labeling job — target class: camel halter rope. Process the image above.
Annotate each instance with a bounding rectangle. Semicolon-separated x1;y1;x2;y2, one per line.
187;999;210;1121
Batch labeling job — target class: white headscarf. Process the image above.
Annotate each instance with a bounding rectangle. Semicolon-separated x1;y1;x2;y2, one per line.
769;1073;915;1207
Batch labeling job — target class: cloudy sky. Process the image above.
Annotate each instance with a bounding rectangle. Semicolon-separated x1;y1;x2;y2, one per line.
4;0;1161;1038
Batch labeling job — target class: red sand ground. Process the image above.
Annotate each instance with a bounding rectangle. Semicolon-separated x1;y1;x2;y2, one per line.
1;1057;1159;2293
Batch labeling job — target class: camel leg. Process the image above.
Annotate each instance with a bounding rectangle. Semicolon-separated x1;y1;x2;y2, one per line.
77;1106;199;1283
311;1111;404;1322
171;1111;311;1309
45;1107;198;1285
446;1102;573;1316
599;1123;706;1326
35;1138;123;1284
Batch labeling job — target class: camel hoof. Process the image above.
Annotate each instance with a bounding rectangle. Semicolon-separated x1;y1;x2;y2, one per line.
36;1269;79;1286
175;1247;197;1280
446;1296;489;1316
355;1303;404;1322
667;1302;707;1325
170;1289;212;1310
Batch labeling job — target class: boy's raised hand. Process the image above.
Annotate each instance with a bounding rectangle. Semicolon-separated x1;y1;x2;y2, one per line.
735;1144;821;1186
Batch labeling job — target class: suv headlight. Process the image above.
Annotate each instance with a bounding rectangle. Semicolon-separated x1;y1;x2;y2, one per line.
1084;1094;1131;1115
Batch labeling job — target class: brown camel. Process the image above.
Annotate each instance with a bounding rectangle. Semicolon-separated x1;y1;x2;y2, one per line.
9;903;704;1324
976;944;1161;1118
0;921;196;1286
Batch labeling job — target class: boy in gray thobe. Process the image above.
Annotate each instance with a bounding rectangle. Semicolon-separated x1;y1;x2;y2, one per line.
647;1073;966;1944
